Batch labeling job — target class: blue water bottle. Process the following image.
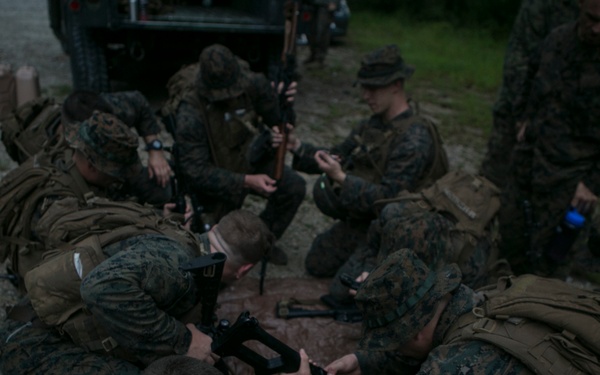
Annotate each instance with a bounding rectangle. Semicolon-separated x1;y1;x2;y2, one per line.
546;208;585;263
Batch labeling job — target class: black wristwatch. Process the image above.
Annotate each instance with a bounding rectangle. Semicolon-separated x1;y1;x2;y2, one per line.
145;139;163;151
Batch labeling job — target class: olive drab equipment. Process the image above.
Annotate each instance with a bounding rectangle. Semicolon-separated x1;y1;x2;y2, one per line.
374;170;504;278
445;274;600;375
0;96;63;164
24;196;205;357
0;150;92;278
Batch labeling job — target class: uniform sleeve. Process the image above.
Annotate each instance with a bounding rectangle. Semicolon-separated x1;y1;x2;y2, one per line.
174;101;246;199
339;121;434;214
80;240;196;365
104;91;161;137
355;350;421;375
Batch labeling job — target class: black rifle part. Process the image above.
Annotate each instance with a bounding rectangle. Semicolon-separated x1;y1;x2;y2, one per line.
212;311;327;375
339;273;361;291
180;252;227;330
276;300;363;323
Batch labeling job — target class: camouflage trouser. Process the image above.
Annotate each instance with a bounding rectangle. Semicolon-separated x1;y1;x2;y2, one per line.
0;318;140;375
329;203;454;303
479;97;517;188
305;219;370;278
307;5;333;63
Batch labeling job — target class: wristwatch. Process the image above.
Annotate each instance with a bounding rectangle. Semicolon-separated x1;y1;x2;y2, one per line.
145;139;163;151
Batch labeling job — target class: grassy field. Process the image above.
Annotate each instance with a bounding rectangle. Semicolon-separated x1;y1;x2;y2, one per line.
345;11;508;140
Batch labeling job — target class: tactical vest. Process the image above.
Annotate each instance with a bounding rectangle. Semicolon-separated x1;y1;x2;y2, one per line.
0;150;93;278
24;196;206;357
348;114;448;192
0;96;63;164
444;275;600;375
161;60;261;174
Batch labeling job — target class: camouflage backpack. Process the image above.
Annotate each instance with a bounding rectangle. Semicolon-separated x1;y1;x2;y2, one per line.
0;96;63;164
374;170;504;280
0;150;93;277
24;196;205;356
445;274;600;375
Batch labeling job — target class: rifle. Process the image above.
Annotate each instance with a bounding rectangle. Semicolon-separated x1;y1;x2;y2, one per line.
182;253;327;374
272;0;299;182
339;273;361;291
276;299;363;323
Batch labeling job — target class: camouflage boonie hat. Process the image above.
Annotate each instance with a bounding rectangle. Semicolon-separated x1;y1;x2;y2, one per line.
355;44;414;87
66;110;140;179
355;249;461;352
197;44;247;102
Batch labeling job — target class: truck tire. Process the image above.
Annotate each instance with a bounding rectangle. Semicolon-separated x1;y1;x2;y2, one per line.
67;18;109;92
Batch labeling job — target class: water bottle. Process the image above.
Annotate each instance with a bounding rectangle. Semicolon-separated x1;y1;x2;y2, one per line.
546;208;585;263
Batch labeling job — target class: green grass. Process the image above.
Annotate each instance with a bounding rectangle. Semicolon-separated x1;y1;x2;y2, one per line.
347;11;507;136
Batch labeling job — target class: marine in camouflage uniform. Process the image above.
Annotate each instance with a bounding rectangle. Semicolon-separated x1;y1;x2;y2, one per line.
62;90;173;205
324;250;531;375
290;45;448;277
479;0;579;187
0;210;272;374
0;111;160;280
500;3;600;276
329;200;495;303
168;44;306;265
303;0;341;67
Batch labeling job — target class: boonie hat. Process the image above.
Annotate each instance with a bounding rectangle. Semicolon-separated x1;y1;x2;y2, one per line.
67;110;140;179
197;44;247;102
356;44;414;87
355;249;461;352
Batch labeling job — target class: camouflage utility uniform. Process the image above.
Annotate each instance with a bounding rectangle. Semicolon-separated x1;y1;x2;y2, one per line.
304;0;341;66
171;44;305;243
500;21;600;275
480;0;578;187
294;108;447;277
353;250;531;374
0;233;211;374
329;199;495;302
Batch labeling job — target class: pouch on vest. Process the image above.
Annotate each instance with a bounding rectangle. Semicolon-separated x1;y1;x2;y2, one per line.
25;243;106;326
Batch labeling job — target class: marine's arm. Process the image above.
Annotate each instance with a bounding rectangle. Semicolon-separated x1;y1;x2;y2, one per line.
338;122;433;214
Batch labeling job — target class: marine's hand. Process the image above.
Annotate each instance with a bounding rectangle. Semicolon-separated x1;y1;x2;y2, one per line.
271;124;301;152
163;201;193;229
275;81;298;102
349;272;369;296
148;150;172;188
324;353;361;375
283;348;311;374
571;181;598;214
244;174;278;196
315;150;346;184
185;323;215;365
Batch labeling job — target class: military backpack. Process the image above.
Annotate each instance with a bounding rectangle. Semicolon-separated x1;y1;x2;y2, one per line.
24;196;204;357
445;274;600;375
0;96;63;164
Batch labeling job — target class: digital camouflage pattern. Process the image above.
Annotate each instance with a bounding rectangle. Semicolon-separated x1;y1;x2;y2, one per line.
500;21;600;275
172;46;305;238
329;200;495;303
355;44;414;87
0;234;208;374
304;0;341;65
480;0;579;186
296;107;448;277
355;249;461;351
197;44;247;102
355;261;531;374
68;110;140;179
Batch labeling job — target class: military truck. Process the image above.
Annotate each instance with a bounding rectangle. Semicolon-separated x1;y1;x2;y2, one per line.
48;0;288;92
